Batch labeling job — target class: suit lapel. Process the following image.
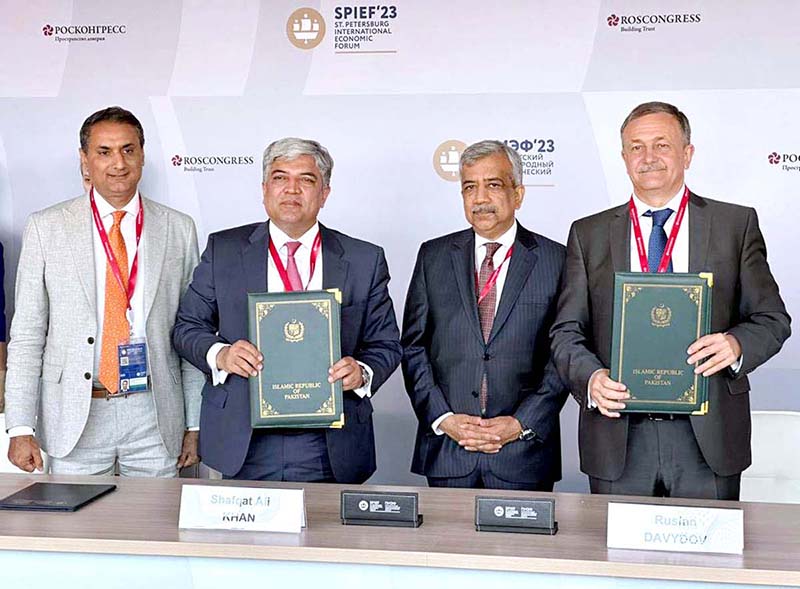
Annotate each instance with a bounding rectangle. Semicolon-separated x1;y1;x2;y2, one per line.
610;204;631;273
450;230;483;343
243;221;269;293
141;197;167;321
489;225;537;343
320;224;350;303
688;193;711;272
63;197;97;313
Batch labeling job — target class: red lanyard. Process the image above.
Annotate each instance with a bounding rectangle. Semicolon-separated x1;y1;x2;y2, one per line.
89;187;142;309
475;245;514;305
268;231;322;291
629;186;689;273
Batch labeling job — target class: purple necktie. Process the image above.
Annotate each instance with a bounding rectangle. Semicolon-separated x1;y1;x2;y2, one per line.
477;242;501;414
285;241;304;291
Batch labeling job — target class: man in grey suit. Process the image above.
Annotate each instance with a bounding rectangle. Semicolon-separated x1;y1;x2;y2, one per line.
551;102;791;499
5;106;203;477
402;140;567;490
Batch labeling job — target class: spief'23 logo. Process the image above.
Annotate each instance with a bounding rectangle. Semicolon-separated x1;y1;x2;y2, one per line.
284;319;305;343
433;140;467;182
287;8;326;49
651;304;672;328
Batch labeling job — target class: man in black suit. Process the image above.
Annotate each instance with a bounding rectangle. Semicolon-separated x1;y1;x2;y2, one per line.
173;137;401;483
551;102;791;499
402;140;567;490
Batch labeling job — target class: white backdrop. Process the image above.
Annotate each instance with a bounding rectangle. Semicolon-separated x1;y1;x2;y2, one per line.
1;1;797;491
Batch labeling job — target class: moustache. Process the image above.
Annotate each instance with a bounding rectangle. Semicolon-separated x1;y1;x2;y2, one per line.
471;205;497;214
637;164;667;173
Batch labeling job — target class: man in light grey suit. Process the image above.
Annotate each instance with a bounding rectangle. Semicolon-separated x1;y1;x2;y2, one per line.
4;106;203;477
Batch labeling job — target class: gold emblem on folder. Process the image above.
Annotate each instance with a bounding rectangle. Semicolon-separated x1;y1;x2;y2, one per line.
283;319;305;343
650;304;672;328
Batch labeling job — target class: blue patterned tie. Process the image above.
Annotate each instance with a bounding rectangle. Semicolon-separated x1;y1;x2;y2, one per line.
643;208;674;273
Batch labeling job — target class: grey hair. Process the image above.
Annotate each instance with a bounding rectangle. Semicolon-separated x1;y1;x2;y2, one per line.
620;101;692;146
459;140;523;187
262;137;333;186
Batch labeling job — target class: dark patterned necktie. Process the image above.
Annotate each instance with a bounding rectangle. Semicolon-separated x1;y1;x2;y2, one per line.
643;208;674;273
477;242;501;413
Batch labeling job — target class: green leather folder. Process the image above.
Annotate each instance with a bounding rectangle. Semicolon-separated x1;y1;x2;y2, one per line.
248;289;344;429
610;272;712;415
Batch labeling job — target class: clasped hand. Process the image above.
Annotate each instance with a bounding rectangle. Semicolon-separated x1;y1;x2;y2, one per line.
440;414;522;453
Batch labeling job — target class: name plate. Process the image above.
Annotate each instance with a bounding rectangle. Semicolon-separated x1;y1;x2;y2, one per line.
475;496;557;535
607;502;743;554
179;484;306;533
340;490;422;527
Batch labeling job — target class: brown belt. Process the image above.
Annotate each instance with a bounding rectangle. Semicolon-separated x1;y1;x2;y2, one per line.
91;388;125;399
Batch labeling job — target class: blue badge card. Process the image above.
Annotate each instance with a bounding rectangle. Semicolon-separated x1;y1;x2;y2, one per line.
118;337;150;394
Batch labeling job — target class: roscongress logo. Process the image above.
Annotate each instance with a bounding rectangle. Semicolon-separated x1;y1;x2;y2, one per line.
433;140;467;182
605;11;701;33
287;8;326;49
768;151;800;172
172;154;255;173
42;22;127;43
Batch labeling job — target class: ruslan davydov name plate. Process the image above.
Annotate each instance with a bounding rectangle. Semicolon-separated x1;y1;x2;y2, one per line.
248;289;344;428
610;272;712;415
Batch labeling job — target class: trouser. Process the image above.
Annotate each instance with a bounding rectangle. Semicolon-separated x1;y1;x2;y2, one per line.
49;393;177;478
428;453;554;491
228;429;334;482
589;415;741;500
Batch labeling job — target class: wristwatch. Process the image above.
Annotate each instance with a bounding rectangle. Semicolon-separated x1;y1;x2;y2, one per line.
359;364;372;389
518;426;537;442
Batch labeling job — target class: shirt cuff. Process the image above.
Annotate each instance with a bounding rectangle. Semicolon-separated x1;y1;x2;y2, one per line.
186;427;199;432
731;355;743;374
8;426;34;437
206;342;230;386
432;412;454;435
352;361;374;399
587;368;606;410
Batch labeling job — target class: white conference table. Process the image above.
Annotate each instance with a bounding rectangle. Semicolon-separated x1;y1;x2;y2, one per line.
0;474;798;589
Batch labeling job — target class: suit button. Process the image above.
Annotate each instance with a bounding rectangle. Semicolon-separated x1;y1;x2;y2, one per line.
87;337;95;344
483;353;491;361
471;391;479;398
84;372;91;380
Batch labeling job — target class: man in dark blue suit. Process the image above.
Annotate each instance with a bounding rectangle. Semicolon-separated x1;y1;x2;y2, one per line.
402;140;567;490
173;138;401;483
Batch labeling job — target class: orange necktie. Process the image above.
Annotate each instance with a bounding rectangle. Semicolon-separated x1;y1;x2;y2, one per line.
98;210;130;393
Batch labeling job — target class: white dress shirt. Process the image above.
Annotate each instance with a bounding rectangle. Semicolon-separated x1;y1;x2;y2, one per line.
431;222;518;435
629;186;689;273
474;222;517;313
92;190;147;384
10;190;146;438
206;221;374;398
